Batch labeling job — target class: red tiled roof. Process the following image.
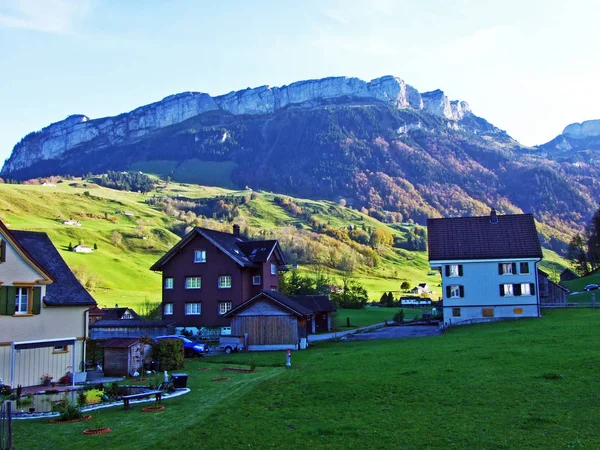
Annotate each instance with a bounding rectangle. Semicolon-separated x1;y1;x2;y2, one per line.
427;212;542;261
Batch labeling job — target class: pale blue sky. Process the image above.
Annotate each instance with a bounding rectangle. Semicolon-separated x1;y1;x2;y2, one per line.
1;0;599;164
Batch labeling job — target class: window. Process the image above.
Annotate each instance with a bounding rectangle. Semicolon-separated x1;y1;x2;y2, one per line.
446;285;464;298
0;239;6;263
519;262;529;274
164;303;173;315
270;263;277;275
218;275;232;289
15;287;30;315
219;302;232;315
185;277;201;289
185;303;201;315
482;308;494;317
221;327;232;335
164;277;174;289
499;263;516;275
53;345;68;354
194;250;206;263
252;275;261;286
521;283;531;296
513;307;523;315
452;308;461;317
446;264;463;277
122;311;133;319
500;284;514;296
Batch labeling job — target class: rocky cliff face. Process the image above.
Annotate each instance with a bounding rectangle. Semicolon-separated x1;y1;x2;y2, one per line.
539;119;600;155
2;75;475;174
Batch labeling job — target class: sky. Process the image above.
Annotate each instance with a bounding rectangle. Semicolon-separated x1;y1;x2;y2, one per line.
1;0;599;164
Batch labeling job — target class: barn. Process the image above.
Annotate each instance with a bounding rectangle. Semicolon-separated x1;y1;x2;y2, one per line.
224;291;316;351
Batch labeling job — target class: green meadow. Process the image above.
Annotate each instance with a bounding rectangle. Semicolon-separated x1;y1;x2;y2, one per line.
13;309;600;449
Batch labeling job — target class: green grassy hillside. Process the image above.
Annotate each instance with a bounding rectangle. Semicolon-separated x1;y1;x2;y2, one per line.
0;178;449;308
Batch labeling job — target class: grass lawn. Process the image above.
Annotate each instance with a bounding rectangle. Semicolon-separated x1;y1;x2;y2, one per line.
334;306;425;329
13;309;600;449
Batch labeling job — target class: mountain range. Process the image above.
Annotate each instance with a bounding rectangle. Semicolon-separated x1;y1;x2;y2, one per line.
2;75;599;253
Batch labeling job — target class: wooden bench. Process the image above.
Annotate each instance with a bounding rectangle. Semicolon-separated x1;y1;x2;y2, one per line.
121;390;163;410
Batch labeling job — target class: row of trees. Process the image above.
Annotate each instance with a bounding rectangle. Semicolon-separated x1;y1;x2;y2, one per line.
568;206;600;275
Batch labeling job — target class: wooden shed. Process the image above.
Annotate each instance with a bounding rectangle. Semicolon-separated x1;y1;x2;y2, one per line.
224;291;313;351
102;338;143;377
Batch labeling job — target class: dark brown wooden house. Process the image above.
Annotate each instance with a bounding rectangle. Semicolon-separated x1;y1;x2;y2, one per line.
150;225;286;336
559;268;578;283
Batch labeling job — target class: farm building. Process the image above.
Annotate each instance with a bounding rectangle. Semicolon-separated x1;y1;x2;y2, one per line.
224;291;336;350
538;269;569;307
72;245;93;253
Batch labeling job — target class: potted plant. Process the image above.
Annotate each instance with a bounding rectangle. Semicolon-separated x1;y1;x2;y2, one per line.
41;373;53;386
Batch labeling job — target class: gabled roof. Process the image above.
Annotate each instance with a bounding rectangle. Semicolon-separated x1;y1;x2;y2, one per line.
538;269;570;293
427;211;542;261
0;221;54;283
150;227;286;271
10;231;96;306
224;290;314;318
290;295;337;313
100;307;140;321
90;319;175;328
102;338;140;348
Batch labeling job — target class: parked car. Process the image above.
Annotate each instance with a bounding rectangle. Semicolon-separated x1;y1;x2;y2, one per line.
584;284;599;291
155;336;210;357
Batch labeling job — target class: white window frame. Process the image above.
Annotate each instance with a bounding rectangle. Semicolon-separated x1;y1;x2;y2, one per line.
194;250;207;263
503;284;514;296
185;303;201;315
448;264;460;277
53;345;68;354
501;263;513;275
164;303;173;315
164;277;174;289
219;302;232;315
270;263;277;275
185;277;202;289
519;262;530;274
218;275;232;289
449;285;461;298
15;287;30;315
252;275;261;286
521;283;531;296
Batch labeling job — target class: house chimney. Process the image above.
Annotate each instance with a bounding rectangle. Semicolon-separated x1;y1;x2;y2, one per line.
232;224;240;236
490;208;498;224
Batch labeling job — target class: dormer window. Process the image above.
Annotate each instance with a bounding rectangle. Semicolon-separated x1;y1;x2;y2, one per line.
122;311;133;319
194;250;206;263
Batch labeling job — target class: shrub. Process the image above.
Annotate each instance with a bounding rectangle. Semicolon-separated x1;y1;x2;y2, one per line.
152;338;184;371
394;309;405;323
77;389;87;407
59;398;83;421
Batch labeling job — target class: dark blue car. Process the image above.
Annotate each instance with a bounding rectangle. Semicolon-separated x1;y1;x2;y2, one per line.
155;336;209;357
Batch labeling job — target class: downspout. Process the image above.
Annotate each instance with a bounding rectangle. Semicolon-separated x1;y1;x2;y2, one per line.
535;259;541;318
82;308;90;373
9;342;15;388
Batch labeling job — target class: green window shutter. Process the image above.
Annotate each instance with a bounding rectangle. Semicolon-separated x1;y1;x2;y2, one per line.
514;284;522;296
459;286;464;298
0;239;6;263
445;265;450;277
530;283;536;296
499;285;505;297
32;287;42;314
6;286;16;315
0;287;7;315
512;263;517;274
458;265;463;276
498;264;503;275
446;286;451;297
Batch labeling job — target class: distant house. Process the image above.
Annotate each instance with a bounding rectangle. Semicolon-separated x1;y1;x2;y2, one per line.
559;268;578;283
538;269;569;307
428;209;543;326
410;283;431;295
400;296;432;307
62;220;82;226
224;291;337;350
150;224;286;336
0;220;96;387
89;306;174;340
72;245;94;253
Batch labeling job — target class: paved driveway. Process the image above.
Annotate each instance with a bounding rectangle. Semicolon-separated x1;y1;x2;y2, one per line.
342;325;441;341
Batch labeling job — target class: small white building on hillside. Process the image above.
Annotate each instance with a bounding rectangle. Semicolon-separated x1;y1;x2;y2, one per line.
427;209;543;327
72;245;93;253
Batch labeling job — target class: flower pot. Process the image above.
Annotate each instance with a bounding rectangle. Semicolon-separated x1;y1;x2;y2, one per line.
141;406;165;412
82;428;111;435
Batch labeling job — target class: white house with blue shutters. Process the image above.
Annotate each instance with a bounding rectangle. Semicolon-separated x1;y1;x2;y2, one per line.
427;209;543;327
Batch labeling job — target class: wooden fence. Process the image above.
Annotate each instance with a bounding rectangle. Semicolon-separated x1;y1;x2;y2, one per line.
0;402;12;450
